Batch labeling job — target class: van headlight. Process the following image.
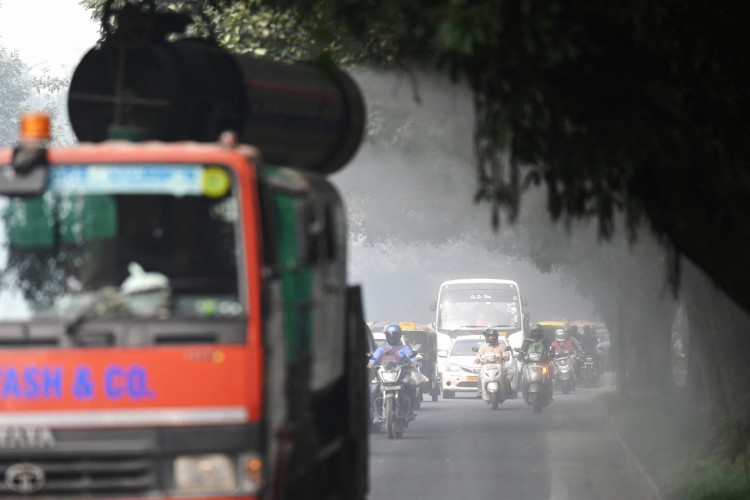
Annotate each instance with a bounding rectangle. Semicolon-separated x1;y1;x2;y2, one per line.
174;454;236;493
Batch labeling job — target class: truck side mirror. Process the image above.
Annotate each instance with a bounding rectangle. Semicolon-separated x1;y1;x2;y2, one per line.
429;300;437;311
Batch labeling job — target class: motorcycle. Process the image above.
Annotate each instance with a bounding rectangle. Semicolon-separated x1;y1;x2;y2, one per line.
581;350;600;386
372;360;417;439
553;348;575;394
473;349;508;410
520;349;553;413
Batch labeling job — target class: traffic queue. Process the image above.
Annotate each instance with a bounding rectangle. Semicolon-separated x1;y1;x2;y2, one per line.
365;316;610;435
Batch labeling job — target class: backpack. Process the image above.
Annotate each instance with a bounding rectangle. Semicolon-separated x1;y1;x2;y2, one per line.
378;346;403;366
528;340;545;354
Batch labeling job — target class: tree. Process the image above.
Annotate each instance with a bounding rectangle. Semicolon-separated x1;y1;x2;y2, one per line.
0;45;71;146
0;48;29;145
517;190;678;396
237;0;750;317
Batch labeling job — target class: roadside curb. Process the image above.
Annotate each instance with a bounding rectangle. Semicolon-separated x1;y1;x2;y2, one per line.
614;432;666;500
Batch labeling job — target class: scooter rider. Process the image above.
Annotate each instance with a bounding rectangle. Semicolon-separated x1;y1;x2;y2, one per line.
368;324;420;418
517;323;554;394
474;329;510;397
518;323;554;361
551;328;577;378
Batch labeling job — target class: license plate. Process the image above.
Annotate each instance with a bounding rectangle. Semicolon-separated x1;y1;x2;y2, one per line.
467;376;478;382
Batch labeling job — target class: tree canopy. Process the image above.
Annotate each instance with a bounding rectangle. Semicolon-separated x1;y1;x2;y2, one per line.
256;0;750;312
82;0;750;314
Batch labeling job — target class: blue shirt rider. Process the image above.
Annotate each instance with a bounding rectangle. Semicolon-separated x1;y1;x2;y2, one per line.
368;341;421;367
368;324;420;424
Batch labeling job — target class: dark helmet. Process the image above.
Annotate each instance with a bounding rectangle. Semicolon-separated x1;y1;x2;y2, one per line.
384;324;403;345
484;329;499;345
528;323;544;340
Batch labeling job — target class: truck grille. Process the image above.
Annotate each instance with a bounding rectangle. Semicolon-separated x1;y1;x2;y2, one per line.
0;454;155;497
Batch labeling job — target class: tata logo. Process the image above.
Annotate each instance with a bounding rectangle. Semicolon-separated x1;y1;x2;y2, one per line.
4;463;46;494
0;428;56;450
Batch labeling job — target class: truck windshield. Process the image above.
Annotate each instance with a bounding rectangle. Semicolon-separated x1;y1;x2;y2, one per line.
437;286;521;333
0;164;242;322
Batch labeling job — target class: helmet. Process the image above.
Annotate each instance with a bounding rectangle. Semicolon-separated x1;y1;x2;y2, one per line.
384;324;403;345
484;329;499;345
555;329;566;342
529;323;543;340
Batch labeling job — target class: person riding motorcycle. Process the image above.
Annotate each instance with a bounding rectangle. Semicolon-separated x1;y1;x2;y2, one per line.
551;328;577;378
582;324;599;354
474;329;510;397
517;323;553;362
516;323;554;401
368;324;420;419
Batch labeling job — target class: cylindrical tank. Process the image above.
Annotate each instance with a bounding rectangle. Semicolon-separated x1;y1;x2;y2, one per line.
68;38;365;174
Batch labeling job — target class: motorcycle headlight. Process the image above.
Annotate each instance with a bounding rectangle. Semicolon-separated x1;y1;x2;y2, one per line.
529;352;541;362
174;454;236;493
380;370;400;384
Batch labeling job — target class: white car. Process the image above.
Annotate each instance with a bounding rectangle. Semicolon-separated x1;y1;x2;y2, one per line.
440;335;516;399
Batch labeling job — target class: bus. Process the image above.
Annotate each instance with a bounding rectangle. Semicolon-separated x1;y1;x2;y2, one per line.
433;279;528;350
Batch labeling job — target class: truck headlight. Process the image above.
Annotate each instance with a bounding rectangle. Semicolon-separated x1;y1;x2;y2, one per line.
174;454;236;493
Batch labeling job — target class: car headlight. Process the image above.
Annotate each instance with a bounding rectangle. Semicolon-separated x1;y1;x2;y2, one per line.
446;363;461;372
174;454;236;493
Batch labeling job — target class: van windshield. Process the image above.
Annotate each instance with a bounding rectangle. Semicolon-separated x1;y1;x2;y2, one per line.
0;164;242;322
437;286;521;333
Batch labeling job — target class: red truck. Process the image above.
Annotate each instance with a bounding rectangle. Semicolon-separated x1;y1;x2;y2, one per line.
0;4;368;499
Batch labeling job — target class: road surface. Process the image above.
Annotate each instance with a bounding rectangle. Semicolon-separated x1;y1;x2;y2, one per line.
368;387;639;499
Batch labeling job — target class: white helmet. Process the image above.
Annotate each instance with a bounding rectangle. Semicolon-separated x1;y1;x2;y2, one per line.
554;329;566;342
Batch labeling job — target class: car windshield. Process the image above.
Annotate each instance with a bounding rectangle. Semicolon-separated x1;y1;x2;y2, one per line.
0;164;242;321
450;339;485;356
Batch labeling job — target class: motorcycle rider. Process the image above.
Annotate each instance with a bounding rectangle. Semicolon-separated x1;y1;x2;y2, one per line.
551;328;578;379
474;329;510;397
368;324;420;420
582;324;599;354
517;323;554;399
518;323;553;361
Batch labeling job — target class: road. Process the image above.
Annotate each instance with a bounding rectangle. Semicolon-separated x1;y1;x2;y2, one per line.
368;387;638;500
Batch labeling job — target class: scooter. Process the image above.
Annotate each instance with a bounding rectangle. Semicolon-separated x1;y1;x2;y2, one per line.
373;360;416;439
553;348;575;394
473;350;508;410
520;349;553;413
